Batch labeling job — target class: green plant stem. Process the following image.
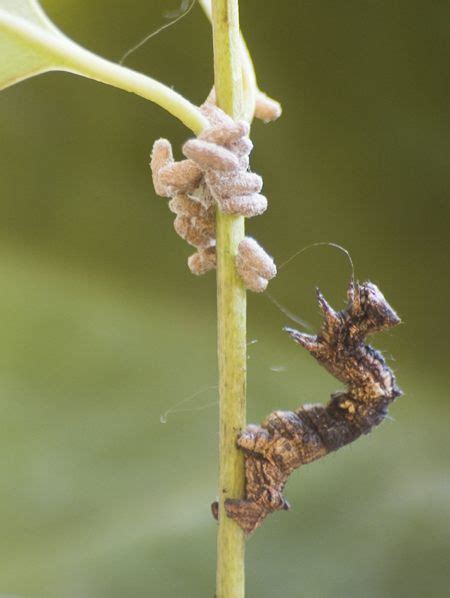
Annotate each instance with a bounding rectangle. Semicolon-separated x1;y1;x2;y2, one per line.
211;1;246;597
198;0;257;122
64;48;208;134
0;10;208;134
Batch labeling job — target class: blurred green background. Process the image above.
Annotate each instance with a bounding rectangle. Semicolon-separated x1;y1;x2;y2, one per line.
0;1;449;596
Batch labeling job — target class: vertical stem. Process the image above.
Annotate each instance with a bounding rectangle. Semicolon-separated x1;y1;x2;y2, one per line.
212;1;246;597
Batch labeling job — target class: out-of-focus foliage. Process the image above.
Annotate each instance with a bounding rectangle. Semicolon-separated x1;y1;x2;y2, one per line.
0;1;448;597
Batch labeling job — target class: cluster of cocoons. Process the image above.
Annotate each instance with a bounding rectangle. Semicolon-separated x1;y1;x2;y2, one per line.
150;92;280;292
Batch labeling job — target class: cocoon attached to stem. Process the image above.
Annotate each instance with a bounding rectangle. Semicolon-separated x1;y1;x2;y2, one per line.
150;100;279;292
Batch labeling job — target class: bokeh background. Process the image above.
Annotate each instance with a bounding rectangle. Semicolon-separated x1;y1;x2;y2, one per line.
0;1;448;596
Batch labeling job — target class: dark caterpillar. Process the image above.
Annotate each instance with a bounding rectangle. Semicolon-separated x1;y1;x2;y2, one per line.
212;280;402;534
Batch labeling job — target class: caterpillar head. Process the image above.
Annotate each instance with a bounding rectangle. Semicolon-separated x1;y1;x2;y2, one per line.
349;281;401;334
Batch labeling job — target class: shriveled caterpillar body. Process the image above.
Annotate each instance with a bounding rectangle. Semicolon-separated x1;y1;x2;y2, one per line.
212;281;402;534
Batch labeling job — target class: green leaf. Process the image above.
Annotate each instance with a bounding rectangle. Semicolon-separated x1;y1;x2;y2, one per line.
1;0;59;29
0;0;66;89
0;1;206;133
